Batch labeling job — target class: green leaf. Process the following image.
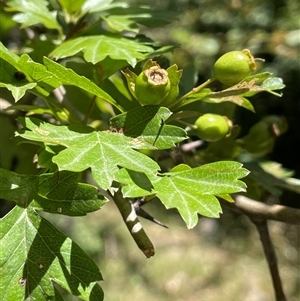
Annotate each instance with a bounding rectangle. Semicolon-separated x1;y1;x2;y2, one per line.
17;117;161;190
18;54;61;89
243;72;272;83
206;82;256;111
1;50;122;113
6;0;62;33
50;35;154;67
206;95;254;111
115;168;157;198
0;44;36;101
0;45;60;101
43;57;123;111
260;161;294;179
0;168;105;216
81;0;113;14
261;77;285;96
4;104;58;116
0;41;20;66
57;0;86;13
0;206;103;301
155;162;249;229
205;76;283;111
5;82;37;101
115;162;249;228
0;168;37;207
109;106;187;149
100;6;179;33
175;73;285;112
32;172;106;216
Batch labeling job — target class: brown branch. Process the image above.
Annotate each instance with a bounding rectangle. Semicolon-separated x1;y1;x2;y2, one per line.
220;195;297;301
220;195;300;225
253;220;287;301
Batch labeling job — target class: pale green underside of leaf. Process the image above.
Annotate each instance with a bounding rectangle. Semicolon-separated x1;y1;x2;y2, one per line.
81;0;113;14
0;206;103;301
50;36;154;67
116;161;249;229
6;0;62;32
5;83;37;101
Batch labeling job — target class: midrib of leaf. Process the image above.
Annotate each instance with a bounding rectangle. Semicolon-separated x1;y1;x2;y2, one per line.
167;178;195;227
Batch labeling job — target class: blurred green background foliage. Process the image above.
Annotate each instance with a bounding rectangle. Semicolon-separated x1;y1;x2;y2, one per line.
1;0;299;300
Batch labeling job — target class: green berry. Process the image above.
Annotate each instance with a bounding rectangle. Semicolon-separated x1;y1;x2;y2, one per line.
195;114;230;142
135;66;171;105
213;49;257;85
243;120;273;156
243;115;287;156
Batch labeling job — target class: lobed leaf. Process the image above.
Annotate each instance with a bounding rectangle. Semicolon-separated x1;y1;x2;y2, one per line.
6;0;62;33
0;206;103;301
114;162;249;229
155;161;249;229
50;35;154;67
17;117;161;190
0;43;121;111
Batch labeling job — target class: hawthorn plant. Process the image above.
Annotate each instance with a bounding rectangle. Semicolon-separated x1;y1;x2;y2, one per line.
0;1;299;301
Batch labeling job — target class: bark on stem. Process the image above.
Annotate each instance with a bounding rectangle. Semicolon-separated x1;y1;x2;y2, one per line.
113;191;155;258
253;220;287;301
220;195;294;301
220;195;300;225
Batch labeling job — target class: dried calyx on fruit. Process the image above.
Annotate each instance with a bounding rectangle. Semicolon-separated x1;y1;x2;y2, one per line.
135;66;171;105
213;49;257;85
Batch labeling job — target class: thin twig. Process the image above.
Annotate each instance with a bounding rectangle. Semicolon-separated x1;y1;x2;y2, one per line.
252;220;287;301
220;195;296;301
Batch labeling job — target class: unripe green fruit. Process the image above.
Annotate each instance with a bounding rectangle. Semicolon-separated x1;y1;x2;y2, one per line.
244;120;274;156
135;66;171;105
195;114;230;142
213;49;257;85
260;115;288;136
243;115;287;156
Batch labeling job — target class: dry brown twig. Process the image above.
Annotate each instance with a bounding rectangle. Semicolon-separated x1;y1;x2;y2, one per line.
220;195;300;301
